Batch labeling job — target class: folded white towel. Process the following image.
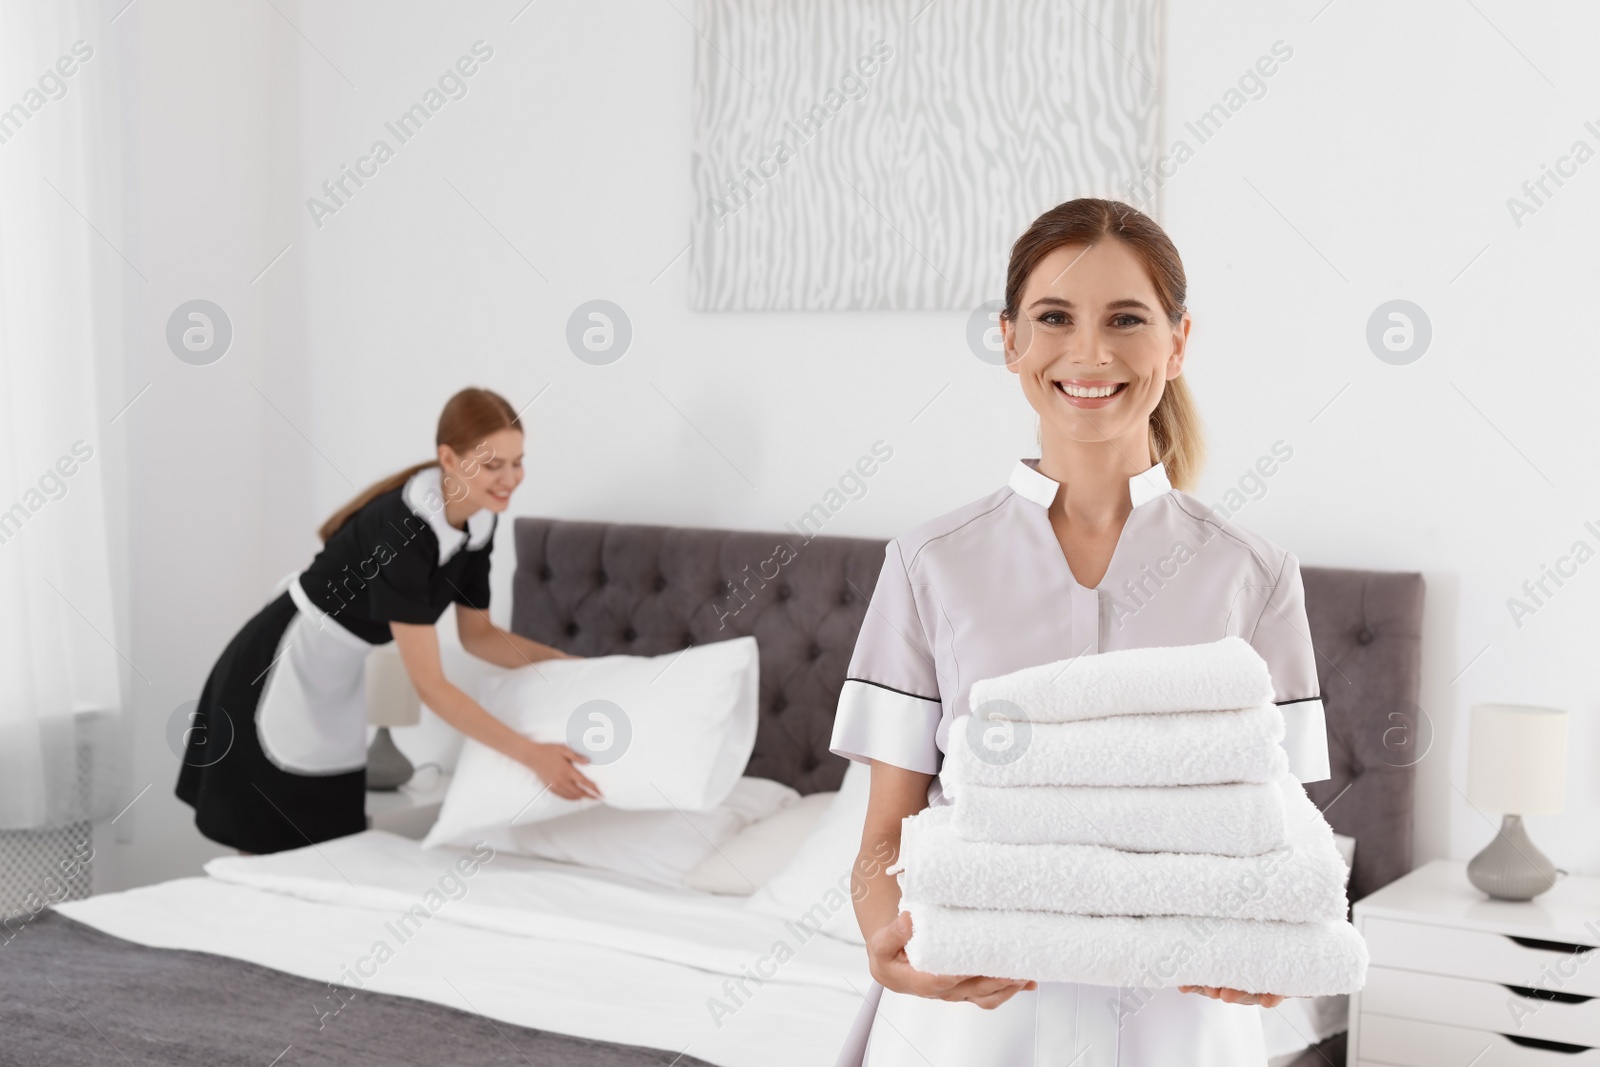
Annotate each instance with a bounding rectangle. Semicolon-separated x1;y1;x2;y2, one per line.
897;776;1347;923
949;778;1287;855
967;636;1274;724
941;705;1288;789
902;901;1369;997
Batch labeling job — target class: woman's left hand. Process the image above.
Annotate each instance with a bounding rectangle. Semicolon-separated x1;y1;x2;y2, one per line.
1178;985;1286;1008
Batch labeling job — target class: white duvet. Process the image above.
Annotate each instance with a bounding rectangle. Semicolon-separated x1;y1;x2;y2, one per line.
57;830;870;1067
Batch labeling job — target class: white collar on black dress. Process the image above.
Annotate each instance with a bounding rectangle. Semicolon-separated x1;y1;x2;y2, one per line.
402;466;496;565
1008;456;1173;510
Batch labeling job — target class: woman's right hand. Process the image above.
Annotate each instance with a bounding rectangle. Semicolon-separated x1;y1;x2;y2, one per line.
869;910;1036;1009
517;740;603;801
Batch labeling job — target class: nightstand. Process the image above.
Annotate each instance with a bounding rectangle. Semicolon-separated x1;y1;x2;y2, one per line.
364;771;451;840
1350;859;1600;1065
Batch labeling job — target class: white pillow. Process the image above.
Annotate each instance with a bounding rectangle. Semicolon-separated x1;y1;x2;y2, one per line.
423;636;760;849
744;758;872;945
475;776;799;887
683;789;837;894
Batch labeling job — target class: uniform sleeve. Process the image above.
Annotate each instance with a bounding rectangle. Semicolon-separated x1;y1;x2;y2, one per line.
829;539;944;773
1248;552;1330;783
451;542;493;610
366;535;442;626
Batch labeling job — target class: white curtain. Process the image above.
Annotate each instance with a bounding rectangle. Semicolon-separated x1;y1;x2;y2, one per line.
0;1;127;830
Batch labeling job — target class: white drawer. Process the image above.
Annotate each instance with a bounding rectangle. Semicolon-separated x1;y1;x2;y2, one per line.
1363;965;1600;1048
1360;1013;1600;1066
1364;916;1600;995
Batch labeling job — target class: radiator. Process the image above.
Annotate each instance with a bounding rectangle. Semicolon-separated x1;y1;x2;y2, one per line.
0;730;95;921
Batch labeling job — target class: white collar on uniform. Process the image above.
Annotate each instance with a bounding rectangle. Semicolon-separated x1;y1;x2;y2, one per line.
402;466;496;565
1008;456;1173;509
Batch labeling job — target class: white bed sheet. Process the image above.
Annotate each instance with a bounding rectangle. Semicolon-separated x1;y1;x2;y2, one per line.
57;831;870;1067
57;829;1339;1065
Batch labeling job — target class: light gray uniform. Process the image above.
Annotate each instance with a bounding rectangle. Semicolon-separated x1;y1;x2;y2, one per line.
829;457;1330;1067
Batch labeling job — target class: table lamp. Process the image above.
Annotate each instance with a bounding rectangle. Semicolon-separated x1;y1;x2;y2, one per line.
1465;702;1568;900
366;643;421;791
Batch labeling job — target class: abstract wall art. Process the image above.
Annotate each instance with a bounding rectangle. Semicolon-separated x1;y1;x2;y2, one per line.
690;0;1165;311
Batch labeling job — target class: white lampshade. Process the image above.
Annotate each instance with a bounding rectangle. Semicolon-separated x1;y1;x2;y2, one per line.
1465;703;1567;815
366;644;422;728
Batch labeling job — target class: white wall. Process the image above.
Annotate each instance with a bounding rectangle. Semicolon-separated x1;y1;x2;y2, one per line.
1156;1;1600;874
103;0;1600;888
94;0;312;890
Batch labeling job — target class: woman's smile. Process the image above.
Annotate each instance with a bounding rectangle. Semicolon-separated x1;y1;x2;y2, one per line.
1053;378;1129;409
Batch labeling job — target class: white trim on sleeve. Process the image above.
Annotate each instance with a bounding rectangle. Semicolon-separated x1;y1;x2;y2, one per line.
830;678;942;774
1278;697;1331;783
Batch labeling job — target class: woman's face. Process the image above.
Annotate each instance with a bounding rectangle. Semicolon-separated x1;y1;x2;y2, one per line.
441;427;525;513
1002;240;1189;456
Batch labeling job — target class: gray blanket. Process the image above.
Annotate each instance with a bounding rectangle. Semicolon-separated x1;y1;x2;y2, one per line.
3;909;718;1066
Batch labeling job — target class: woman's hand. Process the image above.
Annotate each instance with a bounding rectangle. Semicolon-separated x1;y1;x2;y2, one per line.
869;911;1036;1009
1178;985;1286;1008
516;740;603;801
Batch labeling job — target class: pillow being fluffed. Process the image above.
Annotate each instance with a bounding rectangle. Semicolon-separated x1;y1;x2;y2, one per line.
683;789;837;894
474;776;799;887
744;758;872;945
423;636;759;849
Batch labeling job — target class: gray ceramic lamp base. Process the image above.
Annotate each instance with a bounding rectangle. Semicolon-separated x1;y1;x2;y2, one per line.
1467;814;1558;901
366;727;414;791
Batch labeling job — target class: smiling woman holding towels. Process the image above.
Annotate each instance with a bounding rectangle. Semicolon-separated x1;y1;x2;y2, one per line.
175;387;596;856
829;200;1331;1067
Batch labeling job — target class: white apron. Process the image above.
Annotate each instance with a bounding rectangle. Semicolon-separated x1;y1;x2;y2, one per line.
254;572;375;775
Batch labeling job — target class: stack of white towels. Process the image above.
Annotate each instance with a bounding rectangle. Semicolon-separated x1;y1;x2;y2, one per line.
896;637;1369;998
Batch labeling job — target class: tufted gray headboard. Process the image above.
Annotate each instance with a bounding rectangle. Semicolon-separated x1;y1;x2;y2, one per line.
511;518;1425;901
1298;566;1425;902
511;518;889;796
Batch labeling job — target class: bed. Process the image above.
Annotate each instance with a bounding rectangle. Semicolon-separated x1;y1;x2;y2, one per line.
14;516;1424;1067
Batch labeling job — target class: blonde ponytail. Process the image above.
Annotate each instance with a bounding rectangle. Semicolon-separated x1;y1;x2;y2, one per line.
1149;375;1205;492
